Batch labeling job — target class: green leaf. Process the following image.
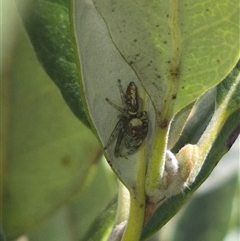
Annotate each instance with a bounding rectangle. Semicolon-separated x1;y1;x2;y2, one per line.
81;198;117;241
0;224;6;241
69;161;116;241
173;174;238;241
29;207;76;241
172;87;216;150
168;103;194;149
216;61;240;114
15;0;89;126
92;0;240;114
28;161;116;241
2;25;99;240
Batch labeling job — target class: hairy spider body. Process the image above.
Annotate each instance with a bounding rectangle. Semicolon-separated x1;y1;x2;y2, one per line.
105;80;148;157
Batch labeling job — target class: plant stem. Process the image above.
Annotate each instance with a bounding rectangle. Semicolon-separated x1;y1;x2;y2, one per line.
121;153;146;241
145;128;168;196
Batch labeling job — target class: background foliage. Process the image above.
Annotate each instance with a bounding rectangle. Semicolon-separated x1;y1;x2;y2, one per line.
2;1;239;241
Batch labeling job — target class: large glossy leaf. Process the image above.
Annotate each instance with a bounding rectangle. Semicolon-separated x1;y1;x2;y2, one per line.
92;0;239;114
2;23;100;239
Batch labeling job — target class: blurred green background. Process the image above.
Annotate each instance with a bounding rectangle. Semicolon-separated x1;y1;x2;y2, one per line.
2;1;239;241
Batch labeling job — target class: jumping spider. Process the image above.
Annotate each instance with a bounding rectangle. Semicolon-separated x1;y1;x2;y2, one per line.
104;79;148;157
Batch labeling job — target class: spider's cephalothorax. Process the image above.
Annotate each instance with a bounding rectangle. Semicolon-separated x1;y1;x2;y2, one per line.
104;79;148;157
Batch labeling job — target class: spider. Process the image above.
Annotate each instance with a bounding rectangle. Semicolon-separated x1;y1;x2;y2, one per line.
104;79;148;157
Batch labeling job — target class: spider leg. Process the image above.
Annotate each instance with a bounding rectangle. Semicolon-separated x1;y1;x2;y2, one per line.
104;119;124;149
106;98;127;115
119;121;148;157
120;140;143;157
114;127;125;157
117;79;128;108
137;110;148;120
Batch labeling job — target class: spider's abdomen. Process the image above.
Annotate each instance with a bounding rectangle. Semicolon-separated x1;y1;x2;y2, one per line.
128;118;148;139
